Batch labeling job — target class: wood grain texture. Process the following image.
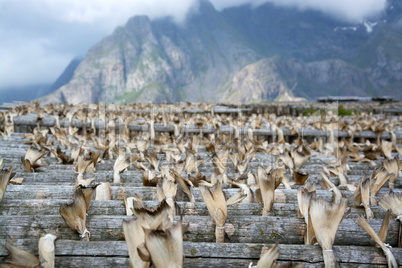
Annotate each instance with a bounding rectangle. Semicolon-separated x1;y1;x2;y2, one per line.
2;184;399;205
0;215;399;246
0;240;400;266
11;113;402;138
0;199;391;218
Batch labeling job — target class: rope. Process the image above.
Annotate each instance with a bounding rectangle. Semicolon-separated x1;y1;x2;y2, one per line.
80;229;90;238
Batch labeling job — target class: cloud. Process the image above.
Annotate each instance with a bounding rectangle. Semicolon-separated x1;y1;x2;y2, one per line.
0;37;73;88
0;0;199;89
35;0;387;26
7;0;198;30
275;0;387;23
0;0;388;89
211;0;387;23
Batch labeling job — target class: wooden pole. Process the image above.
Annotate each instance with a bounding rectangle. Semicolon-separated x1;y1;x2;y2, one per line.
11;114;402;139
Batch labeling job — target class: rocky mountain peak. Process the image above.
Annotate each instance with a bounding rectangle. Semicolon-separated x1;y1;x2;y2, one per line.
41;0;402;104
125;15;153;38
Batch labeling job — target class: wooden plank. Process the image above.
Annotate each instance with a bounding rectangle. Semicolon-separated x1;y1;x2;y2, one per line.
2;169;366;181
0;133;395;173
184;259;377;268
54;256;129;267
6;169;399;188
0;215;399;246
3;166;394;185
3;165;390;181
0;138;393;171
3;152;394;175
10;114;402;138
1;149;378;167
0;150;392;178
2;184;399;205
53;257;325;268
0;240;400;266
3;157;386;175
0;199;390;218
51;257;389;268
2;165;388;181
184;243;400;265
6;174;398;189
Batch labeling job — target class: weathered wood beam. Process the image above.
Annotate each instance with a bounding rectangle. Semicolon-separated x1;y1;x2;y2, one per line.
11;114;402;138
1;150;384;170
0;199;391;218
5;165;390;181
0;240;400;266
52;257;386;268
3;185;400;205
0;215;399;246
6;171;399;189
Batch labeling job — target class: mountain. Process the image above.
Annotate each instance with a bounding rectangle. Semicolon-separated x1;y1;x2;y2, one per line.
47;58;82;94
42;0;402;104
221;57;380;102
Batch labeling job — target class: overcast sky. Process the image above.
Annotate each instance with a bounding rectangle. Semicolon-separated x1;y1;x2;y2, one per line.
0;0;388;90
